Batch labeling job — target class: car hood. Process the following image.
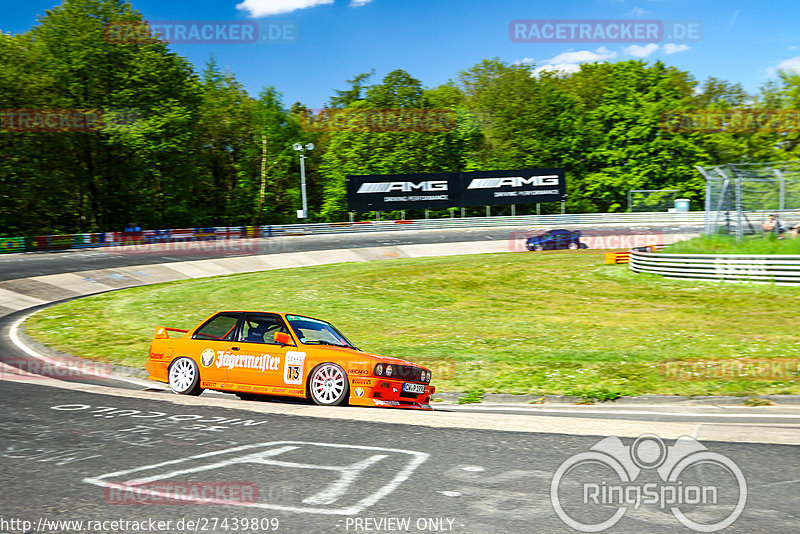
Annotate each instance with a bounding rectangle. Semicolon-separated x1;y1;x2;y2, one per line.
309;345;417;367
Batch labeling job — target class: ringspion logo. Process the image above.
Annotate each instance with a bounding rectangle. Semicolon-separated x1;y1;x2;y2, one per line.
551;434;746;532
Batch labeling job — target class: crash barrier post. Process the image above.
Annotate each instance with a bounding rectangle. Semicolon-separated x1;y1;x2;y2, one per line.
604;245;662;264
629;251;800;286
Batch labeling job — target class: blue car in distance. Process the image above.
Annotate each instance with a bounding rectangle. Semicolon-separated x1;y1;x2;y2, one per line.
526;229;587;251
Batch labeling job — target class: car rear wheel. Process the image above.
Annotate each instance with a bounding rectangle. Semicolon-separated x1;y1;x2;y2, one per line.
168;357;203;396
568;242;579;250
308;363;349;406
533;244;544;252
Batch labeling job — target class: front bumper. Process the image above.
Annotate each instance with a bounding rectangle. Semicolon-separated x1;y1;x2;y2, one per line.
348;377;435;410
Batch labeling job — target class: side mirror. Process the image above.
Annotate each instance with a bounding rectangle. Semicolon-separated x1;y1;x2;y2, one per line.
274;331;292;345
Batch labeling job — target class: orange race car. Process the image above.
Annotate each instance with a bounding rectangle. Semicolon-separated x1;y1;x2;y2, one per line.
145;311;435;410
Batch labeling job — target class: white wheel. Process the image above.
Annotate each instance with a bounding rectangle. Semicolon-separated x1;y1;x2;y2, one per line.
533;244;544;252
168;357;203;396
309;363;349;406
568;242;579;250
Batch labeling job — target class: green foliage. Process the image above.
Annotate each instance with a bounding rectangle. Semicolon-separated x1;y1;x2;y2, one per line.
4;1;800;235
666;234;800;254
457;389;485;404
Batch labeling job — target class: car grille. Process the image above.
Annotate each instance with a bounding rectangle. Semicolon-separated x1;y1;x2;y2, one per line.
392;364;424;382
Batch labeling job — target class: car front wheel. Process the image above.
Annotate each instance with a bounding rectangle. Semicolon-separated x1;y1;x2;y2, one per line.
308;363;349;406
533;244;544;251
168;357;203;396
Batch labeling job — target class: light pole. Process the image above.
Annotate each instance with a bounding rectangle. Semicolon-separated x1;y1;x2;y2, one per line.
292;142;314;220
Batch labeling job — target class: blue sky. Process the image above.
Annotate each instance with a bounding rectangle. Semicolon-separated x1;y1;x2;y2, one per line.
4;0;800;107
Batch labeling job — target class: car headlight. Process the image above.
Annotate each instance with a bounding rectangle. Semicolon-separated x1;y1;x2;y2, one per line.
374;364;384;376
385;365;393;377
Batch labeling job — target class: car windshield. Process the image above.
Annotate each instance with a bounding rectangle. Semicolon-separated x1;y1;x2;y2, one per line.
285;315;356;349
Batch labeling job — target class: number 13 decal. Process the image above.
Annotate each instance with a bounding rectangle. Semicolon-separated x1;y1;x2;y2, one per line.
283;351;306;385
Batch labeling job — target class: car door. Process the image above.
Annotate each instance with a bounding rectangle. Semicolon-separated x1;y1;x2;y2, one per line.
189;311;242;383
226;313;302;392
553;231;570;248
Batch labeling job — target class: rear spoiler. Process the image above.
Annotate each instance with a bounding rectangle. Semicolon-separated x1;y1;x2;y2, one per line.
154;327;189;339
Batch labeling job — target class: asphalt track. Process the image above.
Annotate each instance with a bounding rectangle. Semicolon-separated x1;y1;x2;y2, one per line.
2;379;799;533
0;223;701;281
2;223;800;533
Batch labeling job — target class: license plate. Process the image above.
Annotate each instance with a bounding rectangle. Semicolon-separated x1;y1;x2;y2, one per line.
402;383;425;394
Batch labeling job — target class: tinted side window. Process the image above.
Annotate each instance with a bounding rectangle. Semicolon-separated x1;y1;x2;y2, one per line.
240;314;288;344
193;313;240;341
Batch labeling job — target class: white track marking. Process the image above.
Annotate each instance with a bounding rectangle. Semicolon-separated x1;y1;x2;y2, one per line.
83;441;429;515
8;311;165;389
440;405;800;419
302;454;388;505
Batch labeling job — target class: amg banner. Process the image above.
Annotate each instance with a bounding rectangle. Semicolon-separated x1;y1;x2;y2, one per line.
346;172;457;211
347;168;566;211
460;168;566;206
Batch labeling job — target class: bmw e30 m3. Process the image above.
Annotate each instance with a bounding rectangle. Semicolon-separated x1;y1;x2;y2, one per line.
145;311;435;410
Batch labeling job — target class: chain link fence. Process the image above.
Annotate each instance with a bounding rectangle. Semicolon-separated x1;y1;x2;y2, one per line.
697;161;800;239
627;189;680;212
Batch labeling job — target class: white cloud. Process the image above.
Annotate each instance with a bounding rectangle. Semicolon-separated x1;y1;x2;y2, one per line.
531;63;582;76
236;0;335;17
775;56;800;74
513;57;536;65
727;9;739;31
663;43;690;55
349;0;373;5
624;43;659;58
527;47;616;77
547;46;617;64
627;7;647;17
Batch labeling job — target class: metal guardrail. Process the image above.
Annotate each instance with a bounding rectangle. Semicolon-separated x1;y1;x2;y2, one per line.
1;211;707;254
277;211;707;235
629;251;800;286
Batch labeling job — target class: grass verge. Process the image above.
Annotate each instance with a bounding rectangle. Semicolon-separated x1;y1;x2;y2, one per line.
25;250;800;397
665;234;800;254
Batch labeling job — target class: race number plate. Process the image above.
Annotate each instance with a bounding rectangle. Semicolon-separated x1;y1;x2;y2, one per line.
402;383;425;394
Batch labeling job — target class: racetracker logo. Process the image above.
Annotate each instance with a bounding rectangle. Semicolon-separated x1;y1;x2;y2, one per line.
662;358;800;381
551;434;746;532
509;20;702;43
300;108;457;133
105;20;297;44
104;481;259;505
0;359;112;381
0;109;140;133
661;109;800;133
